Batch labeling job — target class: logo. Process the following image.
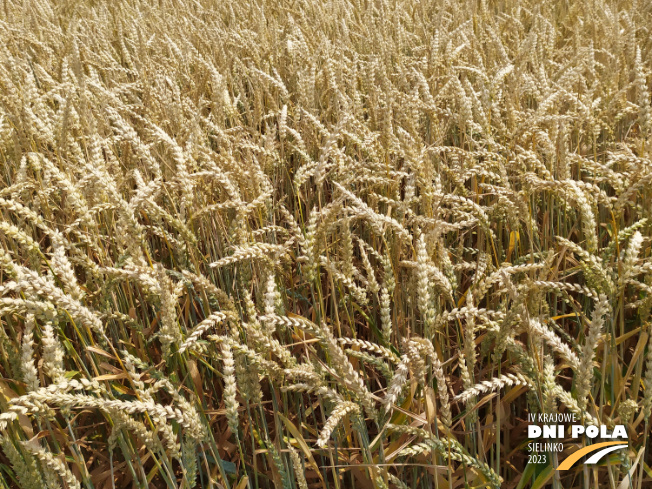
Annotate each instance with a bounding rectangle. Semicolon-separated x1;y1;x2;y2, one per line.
556;441;628;470
527;413;628;470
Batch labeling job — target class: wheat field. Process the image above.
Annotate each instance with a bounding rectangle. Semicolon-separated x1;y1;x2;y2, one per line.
0;0;651;488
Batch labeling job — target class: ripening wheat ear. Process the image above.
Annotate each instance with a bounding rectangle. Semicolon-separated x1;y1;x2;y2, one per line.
21;441;81;489
41;320;65;381
316;401;360;448
529;318;580;371
0;435;47;489
178;312;227;354
380;286;392;344
20;313;39;391
384;354;410;412
156;265;183;357
221;341;239;438
542;357;559;414
454;372;532;404
416;233;436;338
430;348;452;428
0;222;41;255
210;242;287;268
643;327;652;420
576;294;610;411
333;182;412;243
289;446;309;489
263;273;283;330
358;239;380;294
49;234;82;301
621;231;645;289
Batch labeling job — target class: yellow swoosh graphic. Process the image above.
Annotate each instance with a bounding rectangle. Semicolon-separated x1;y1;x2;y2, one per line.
557;441;627;470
